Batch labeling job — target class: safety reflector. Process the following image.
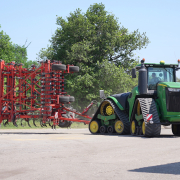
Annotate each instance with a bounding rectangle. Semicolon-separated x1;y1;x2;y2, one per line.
55;112;58;119
146;114;153;121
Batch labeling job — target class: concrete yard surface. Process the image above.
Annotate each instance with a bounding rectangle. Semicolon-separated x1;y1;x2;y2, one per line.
0;127;180;180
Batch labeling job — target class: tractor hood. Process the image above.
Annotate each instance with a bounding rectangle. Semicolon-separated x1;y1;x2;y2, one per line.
158;82;180;88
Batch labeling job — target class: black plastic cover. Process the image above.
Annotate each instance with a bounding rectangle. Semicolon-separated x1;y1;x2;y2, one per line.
112;92;130;110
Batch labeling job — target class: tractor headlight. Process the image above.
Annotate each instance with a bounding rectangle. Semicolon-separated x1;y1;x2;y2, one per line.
168;88;180;92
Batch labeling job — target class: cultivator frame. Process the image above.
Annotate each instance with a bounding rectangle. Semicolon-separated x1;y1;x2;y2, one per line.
0;59;91;128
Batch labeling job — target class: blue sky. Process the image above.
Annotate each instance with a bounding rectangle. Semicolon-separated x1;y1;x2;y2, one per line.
1;0;180;77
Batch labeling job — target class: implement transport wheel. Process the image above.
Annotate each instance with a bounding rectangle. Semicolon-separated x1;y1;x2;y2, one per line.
131;120;138;135
59;114;72;128
52;64;66;71
69;96;75;102
100;100;114;116
69;66;79;72
114;120;124;134
172;124;180;136
99;125;107;134
59;96;69;103
89;120;100;134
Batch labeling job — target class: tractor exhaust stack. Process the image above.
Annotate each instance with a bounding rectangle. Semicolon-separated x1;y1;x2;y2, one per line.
138;58;147;95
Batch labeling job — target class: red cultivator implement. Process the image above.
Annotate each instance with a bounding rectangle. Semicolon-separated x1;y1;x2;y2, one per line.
0;60;94;129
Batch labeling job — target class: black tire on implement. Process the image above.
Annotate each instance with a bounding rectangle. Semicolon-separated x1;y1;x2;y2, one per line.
59;96;69;103
52;64;66;71
59;114;72;128
69;66;79;72
69;96;75;102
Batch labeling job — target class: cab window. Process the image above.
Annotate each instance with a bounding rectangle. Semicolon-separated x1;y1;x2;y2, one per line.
148;67;174;90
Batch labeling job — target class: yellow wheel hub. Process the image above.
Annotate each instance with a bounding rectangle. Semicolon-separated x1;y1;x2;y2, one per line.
131;121;136;134
114;120;124;134
106;105;114;115
100;101;114;116
90;121;99;133
137;101;141;116
142;121;146;135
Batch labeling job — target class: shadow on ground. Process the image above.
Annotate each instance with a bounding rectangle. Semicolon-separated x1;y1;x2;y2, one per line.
84;133;180;138
129;162;180;175
0;131;81;135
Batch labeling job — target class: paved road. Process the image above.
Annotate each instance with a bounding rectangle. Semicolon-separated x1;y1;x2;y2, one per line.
0;127;180;180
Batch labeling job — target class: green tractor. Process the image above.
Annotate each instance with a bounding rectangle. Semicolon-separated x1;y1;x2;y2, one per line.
89;59;180;137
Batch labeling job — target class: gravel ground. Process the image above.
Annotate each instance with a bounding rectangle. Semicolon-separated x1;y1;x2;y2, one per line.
0;126;180;180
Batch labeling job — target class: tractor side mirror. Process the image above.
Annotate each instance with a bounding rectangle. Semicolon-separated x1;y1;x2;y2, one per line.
132;68;136;78
100;90;106;99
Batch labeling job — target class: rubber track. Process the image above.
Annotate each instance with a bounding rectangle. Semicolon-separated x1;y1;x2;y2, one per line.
138;98;161;137
89;99;130;134
108;99;130;135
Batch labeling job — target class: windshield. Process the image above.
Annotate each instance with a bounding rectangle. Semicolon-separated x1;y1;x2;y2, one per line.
148;67;174;90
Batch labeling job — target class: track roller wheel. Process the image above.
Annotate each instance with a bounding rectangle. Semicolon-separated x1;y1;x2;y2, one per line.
89;120;100;134
142;121;146;136
172;124;180;136
100;100;114;116
131;120;138;135
107;125;115;134
99;125;107;134
114;120;125;134
137;100;142;116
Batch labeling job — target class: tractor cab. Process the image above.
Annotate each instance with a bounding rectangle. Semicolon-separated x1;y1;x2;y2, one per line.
136;60;178;91
147;65;175;90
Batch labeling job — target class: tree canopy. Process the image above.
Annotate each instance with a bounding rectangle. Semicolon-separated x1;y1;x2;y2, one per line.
38;3;149;110
39;3;149;69
0;26;28;64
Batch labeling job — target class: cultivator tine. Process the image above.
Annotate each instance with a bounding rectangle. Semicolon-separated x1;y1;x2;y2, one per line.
27;120;31;128
40;120;47;127
48;119;53;128
33;119;37;127
3;120;9;127
24;118;31;128
52;125;56;130
20;119;24;127
13;121;18;127
12;115;18;127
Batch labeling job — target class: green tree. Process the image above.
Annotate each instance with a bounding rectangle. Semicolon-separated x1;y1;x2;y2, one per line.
38;3;147;110
39;3;149;69
0;26;28;64
66;59;138;110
